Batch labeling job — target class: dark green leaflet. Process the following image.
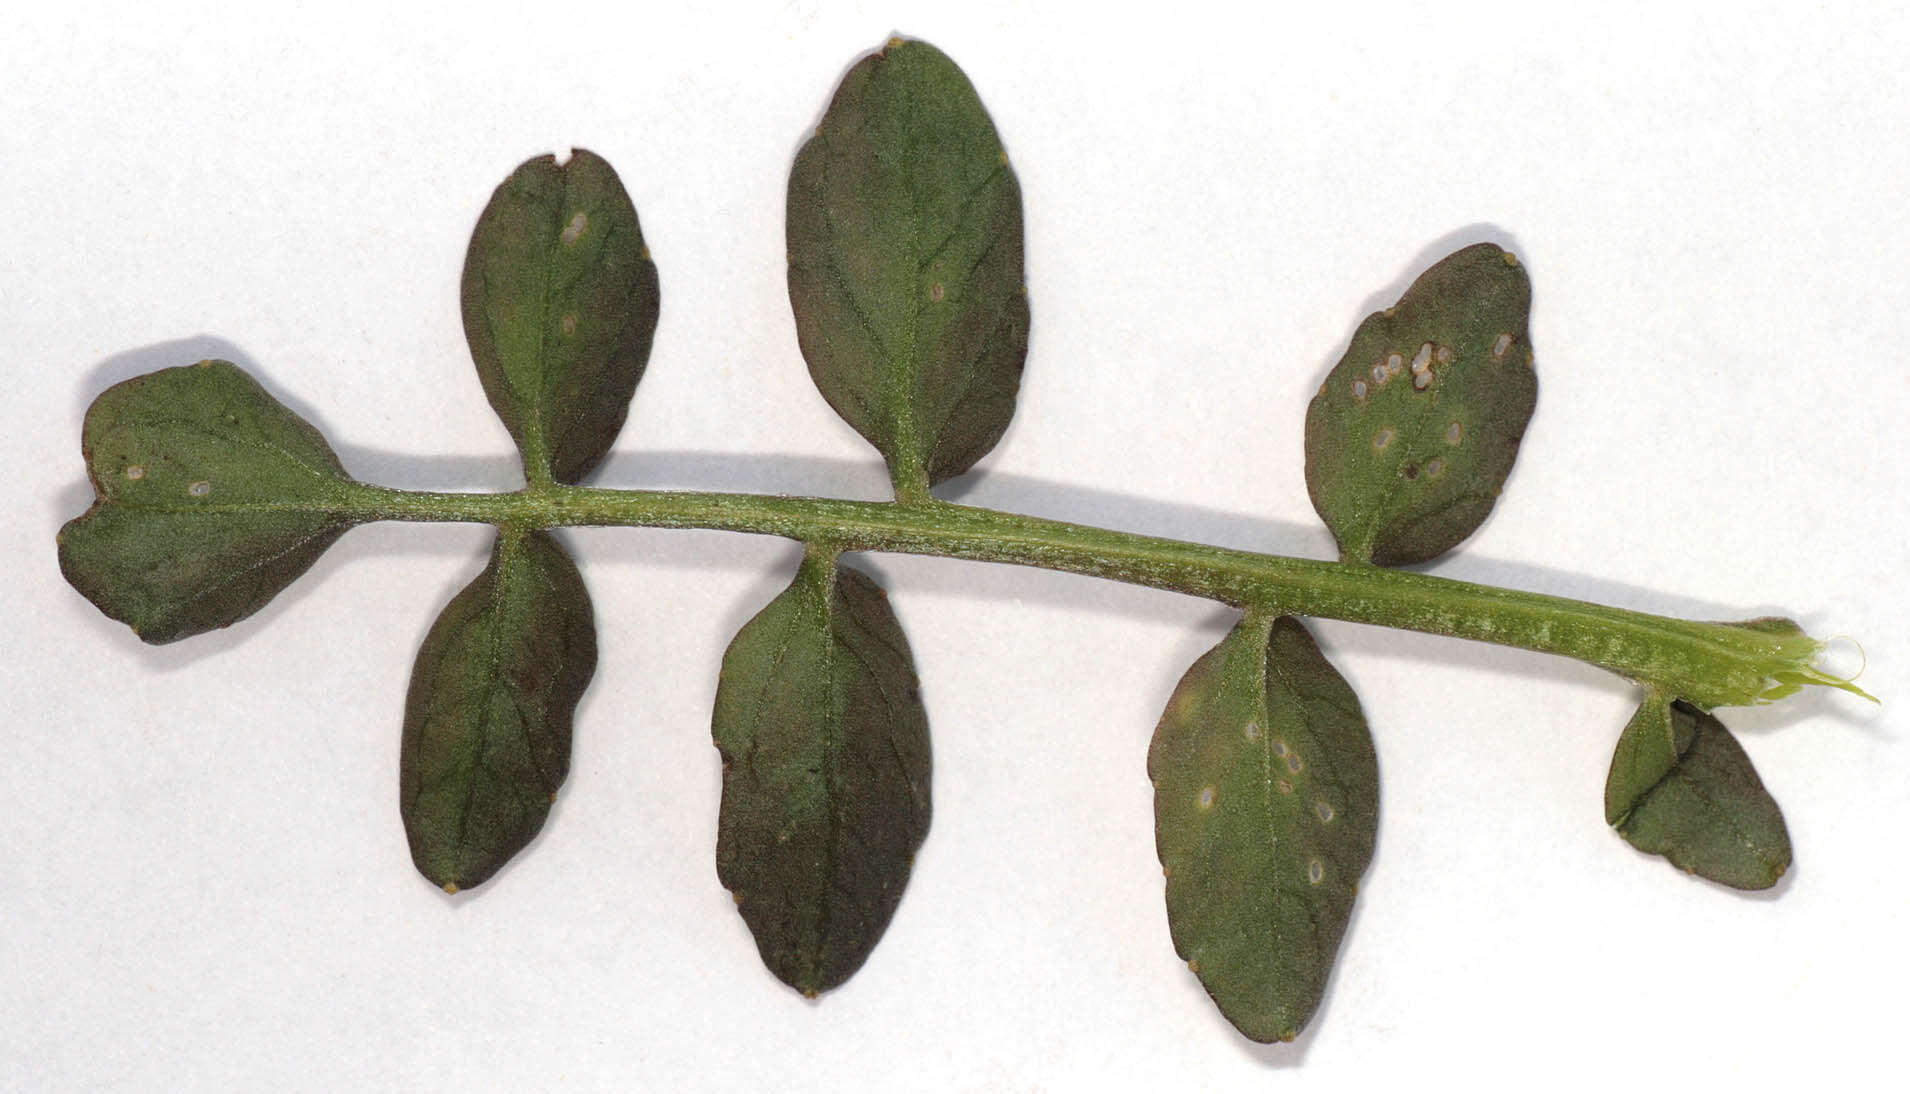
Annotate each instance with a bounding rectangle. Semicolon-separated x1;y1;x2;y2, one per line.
1305;243;1537;566
401;529;597;892
712;553;931;996
1150;613;1379;1042
57;360;358;643
1606;694;1791;890
787;38;1029;497
1605;688;1680;827
462;148;660;486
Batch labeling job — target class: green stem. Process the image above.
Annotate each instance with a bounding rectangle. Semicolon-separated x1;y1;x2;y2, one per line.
337;481;1861;710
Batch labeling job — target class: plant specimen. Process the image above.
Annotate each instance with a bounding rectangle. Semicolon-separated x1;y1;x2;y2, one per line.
55;38;1869;1044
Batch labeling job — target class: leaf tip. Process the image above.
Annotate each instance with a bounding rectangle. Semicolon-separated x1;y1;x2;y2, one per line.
441;882;459;896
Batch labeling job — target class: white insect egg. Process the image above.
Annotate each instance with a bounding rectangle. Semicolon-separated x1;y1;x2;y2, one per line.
1410;343;1433;373
1493;332;1513;359
1308;860;1325;885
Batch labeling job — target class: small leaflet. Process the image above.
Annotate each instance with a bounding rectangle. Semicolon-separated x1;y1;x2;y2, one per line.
462;148;660;486
1149;613;1379;1042
58;360;358;643
787;38;1030;497
712;553;931;996
400;529;597;892
1304;243;1537;566
1606;693;1792;890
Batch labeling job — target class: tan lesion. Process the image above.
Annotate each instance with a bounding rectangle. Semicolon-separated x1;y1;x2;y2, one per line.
560;211;589;246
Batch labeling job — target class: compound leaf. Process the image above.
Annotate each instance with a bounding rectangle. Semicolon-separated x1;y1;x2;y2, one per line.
401;529;597;892
788;38;1029;497
1305;243;1537;566
712;552;931;996
462;148;660;486
1606;694;1791;890
58;360;358;643
1150;612;1379;1042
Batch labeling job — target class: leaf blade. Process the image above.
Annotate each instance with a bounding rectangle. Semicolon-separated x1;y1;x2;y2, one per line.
58;360;357;643
1149;613;1379;1042
1305;243;1537;565
461;148;660;485
712;554;932;996
400;529;597;892
1608;696;1791;890
787;38;1029;495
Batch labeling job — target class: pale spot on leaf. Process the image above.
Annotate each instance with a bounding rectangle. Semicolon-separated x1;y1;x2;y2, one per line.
124;465;144;481
1410;343;1433;374
188;481;211;497
561;211;589;246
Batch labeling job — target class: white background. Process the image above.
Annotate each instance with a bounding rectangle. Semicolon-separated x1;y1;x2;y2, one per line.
6;1;1907;1089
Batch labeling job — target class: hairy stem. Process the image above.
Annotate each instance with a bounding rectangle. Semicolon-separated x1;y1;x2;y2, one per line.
331;481;1859;709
